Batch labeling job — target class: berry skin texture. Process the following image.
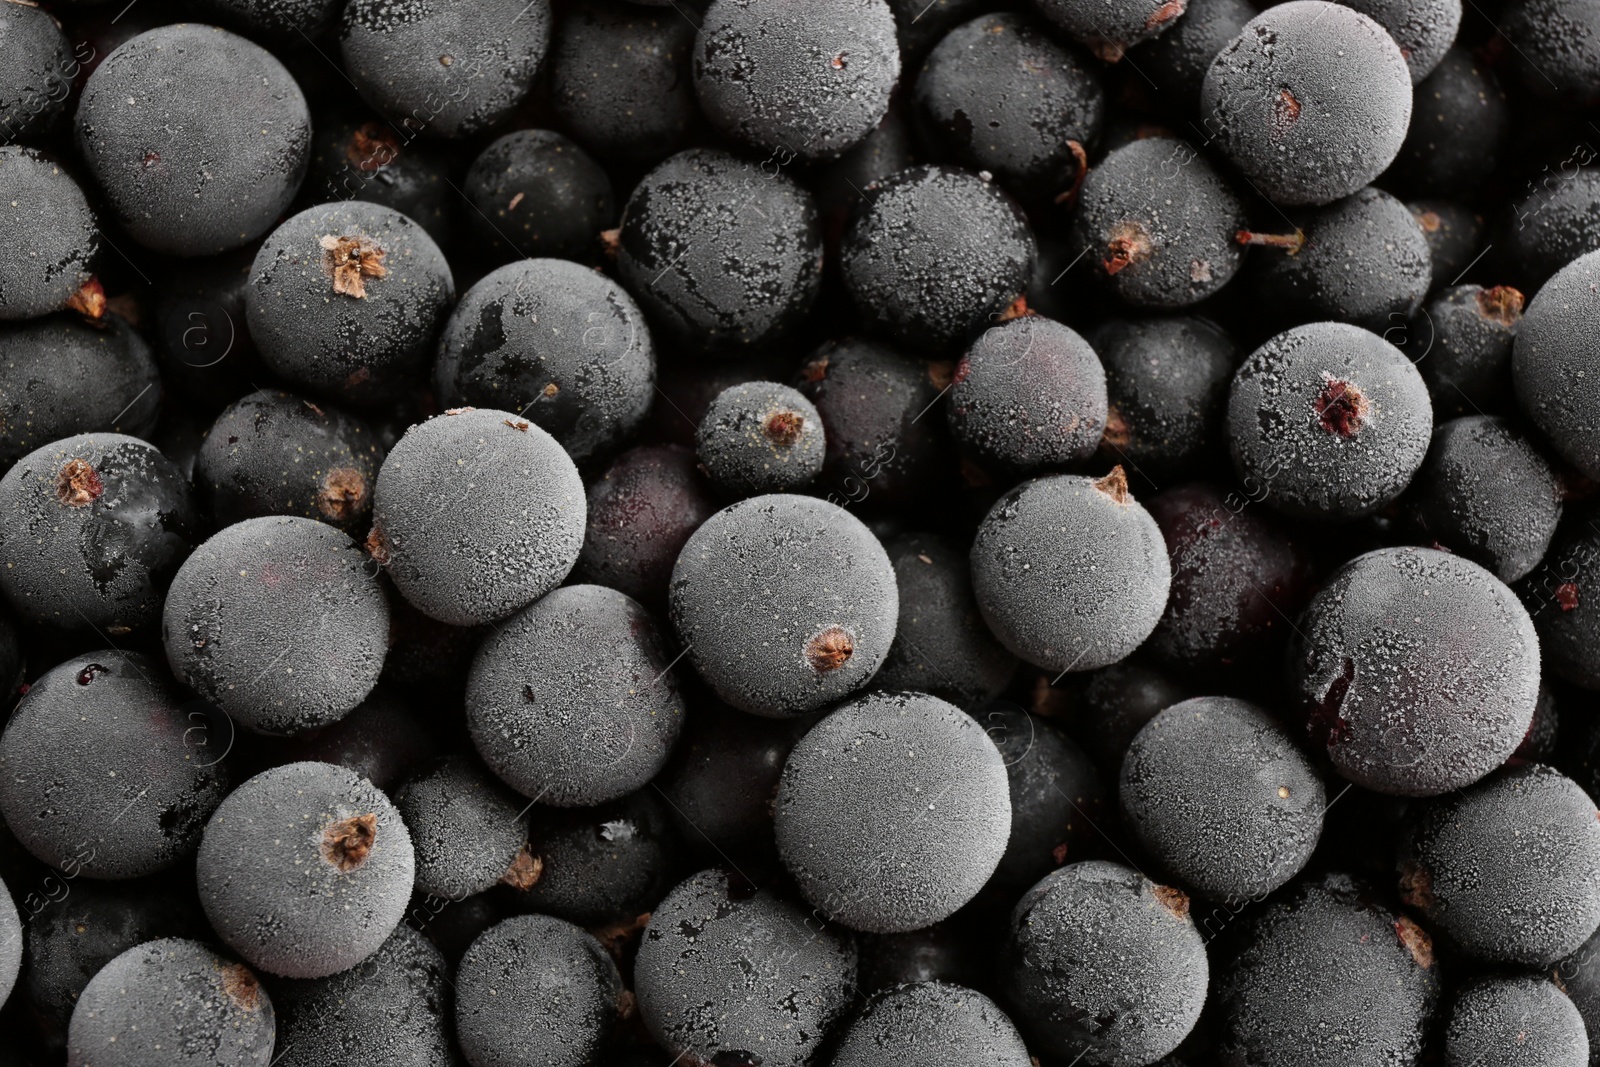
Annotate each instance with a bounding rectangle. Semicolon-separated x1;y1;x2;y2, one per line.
1409;198;1485;284
947;316;1109;473
466;583;685;806
454;914;623;1067
1444;975;1589;1067
1404;415;1563;583
266;924;454;1067
196;390;385;533
1248;186;1433;331
842;164;1037;352
1519;514;1600;689
1400;763;1600;965
0;4;72;144
795;337;956;512
369;408;586;627
874;533;1019;707
1121;697;1325;901
462;129;613;265
1513;250;1600;479
696;381;826;495
1226;322;1433;521
693;0;901;161
549;1;697;165
1337;0;1461;83
775;691;1012;932
248;200;455;406
339;0;551;139
970;470;1172;673
0;651;230;879
1032;0;1188;61
634;868;858;1067
1004;860;1208;1065
1505;167;1600;294
0;147;97;320
576;444;717;610
1410;283;1523;418
1070;137;1248;308
618;148;823;352
162;516;389;736
1214;873;1440;1067
1145;482;1315;671
74;25;311;256
0;313;161;467
1291;546;1539;796
1395;49;1510;195
1093;316;1238;479
983;703;1107;894
1134;0;1255;99
669;493;899;716
0;433;197;636
66;939;275;1067
508;790;678;926
433;258;655;467
1201;1;1413;206
391;755;528;899
913;12;1105;198
829;981;1034;1067
1503;0;1600;99
196;761;415;979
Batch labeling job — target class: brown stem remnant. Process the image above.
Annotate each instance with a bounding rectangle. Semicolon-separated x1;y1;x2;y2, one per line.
763;410;805;446
1394;915;1435;969
1315;378;1369;437
1476;285;1525;327
1398;860;1435;911
364;523;391;567
321;813;378;872
1103;221;1152;276
1094;465;1132;505
56;459;104;507
997;294;1033;322
1273;89;1301;134
318;468;368;523
1557;582;1581;612
805;626;855;673
67;276;106;320
348;123;400;172
1236;229;1306;254
1151;883;1191;920
320;234;388;299
500;846;544;890
599;227;622;260
220;963;262;1010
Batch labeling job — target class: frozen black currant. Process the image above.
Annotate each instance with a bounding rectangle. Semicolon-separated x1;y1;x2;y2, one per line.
432;259;654;467
695;381;825;495
670;493;898;716
0;146;97;320
461;130;614;264
196;761;415;978
466;583;684;806
971;468;1171;673
1289;546;1540;795
391;755;528;900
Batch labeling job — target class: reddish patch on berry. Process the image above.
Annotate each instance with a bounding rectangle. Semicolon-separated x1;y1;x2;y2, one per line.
76;663;110;686
500;846;543;890
364;524;391;567
800;357;830;383
1398;860;1435;912
1273;89;1301;135
1394;915;1434;969
56;459;104;507
1415;210;1441;233
1315;378;1369;437
927;360;955;391
997;294;1032;322
830;52;847;69
599;227;621;260
141;151;160;169
763;410;805;446
1557;582;1580;611
347;122;400;172
317;468;367;523
1145;0;1187;28
319;234;388;299
1151;883;1190;919
1103;222;1152;276
1102;405;1130;449
805;626;854;673
1052;841;1070;865
1476;285;1525;327
1094;465;1132;505
1054;140;1090;206
320;813;378;872
1236;229;1306;254
220;963;261;1010
503;419;530;432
